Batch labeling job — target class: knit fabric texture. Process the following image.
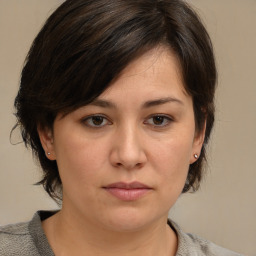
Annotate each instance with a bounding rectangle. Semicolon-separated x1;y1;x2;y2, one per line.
0;211;243;256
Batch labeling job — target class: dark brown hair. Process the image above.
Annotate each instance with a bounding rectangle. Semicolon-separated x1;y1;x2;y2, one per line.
14;0;217;201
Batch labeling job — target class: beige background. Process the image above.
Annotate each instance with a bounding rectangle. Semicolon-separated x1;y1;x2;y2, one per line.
0;1;255;255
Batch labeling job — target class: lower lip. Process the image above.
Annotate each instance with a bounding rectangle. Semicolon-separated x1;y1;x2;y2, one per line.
104;188;150;201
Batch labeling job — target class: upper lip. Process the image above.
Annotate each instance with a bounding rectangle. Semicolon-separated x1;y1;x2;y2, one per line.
103;182;151;189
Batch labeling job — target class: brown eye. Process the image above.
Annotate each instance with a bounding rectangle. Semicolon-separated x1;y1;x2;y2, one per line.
152;116;165;125
91;116;104;125
83;115;110;128
145;115;172;127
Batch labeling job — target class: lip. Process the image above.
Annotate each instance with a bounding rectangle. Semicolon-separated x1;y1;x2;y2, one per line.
103;182;152;201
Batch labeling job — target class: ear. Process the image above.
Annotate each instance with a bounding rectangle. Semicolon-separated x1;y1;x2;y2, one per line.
190;120;206;164
37;125;56;160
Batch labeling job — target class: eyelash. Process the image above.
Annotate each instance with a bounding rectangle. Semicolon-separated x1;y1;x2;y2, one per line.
82;114;112;128
82;114;173;128
144;114;173;128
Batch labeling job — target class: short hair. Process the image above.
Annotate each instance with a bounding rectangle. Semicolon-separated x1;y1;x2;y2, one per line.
14;0;217;201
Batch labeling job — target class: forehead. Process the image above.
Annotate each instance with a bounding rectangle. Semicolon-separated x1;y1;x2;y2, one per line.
118;47;182;79
99;47;187;101
57;47;193;121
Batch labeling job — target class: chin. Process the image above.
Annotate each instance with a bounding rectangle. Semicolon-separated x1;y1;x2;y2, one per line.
100;207;164;232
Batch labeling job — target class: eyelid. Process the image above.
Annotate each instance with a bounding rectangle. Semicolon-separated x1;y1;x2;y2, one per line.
144;114;174;127
81;114;112;128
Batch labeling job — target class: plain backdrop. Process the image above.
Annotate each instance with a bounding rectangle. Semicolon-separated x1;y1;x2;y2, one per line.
0;1;255;255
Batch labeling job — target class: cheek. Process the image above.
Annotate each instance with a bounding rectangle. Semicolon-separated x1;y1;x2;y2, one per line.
54;134;109;188
149;134;193;187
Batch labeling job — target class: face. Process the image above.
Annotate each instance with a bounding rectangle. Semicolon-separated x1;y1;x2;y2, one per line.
39;48;205;232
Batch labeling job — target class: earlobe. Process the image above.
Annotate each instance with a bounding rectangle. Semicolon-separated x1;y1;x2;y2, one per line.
190;121;206;164
37;126;56;160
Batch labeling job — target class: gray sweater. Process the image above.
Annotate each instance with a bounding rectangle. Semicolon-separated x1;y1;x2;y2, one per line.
0;211;243;256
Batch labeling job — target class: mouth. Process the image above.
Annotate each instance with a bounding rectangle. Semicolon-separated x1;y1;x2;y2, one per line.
103;182;152;201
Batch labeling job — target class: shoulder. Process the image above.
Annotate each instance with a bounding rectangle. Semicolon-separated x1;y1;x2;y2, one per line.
169;220;244;256
0;221;39;255
0;211;54;256
184;232;243;256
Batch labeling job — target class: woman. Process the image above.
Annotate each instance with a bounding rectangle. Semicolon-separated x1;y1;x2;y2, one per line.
0;0;242;255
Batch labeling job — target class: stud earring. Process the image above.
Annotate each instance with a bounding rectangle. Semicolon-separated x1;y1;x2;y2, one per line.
194;154;198;159
47;152;51;156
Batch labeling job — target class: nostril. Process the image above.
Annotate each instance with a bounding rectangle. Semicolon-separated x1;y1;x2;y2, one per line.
135;162;143;168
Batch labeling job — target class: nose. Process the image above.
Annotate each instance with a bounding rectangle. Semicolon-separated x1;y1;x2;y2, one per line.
110;125;147;170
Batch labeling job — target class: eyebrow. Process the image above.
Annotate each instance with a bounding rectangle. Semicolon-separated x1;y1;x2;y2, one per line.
142;97;184;108
89;99;117;108
89;97;183;109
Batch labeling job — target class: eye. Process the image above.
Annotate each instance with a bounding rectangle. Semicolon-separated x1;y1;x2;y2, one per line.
82;115;111;128
145;115;172;127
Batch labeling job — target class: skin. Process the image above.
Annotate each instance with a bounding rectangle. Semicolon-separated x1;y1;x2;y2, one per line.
39;47;205;256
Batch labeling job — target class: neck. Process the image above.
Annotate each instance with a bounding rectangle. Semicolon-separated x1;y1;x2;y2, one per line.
42;208;177;256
